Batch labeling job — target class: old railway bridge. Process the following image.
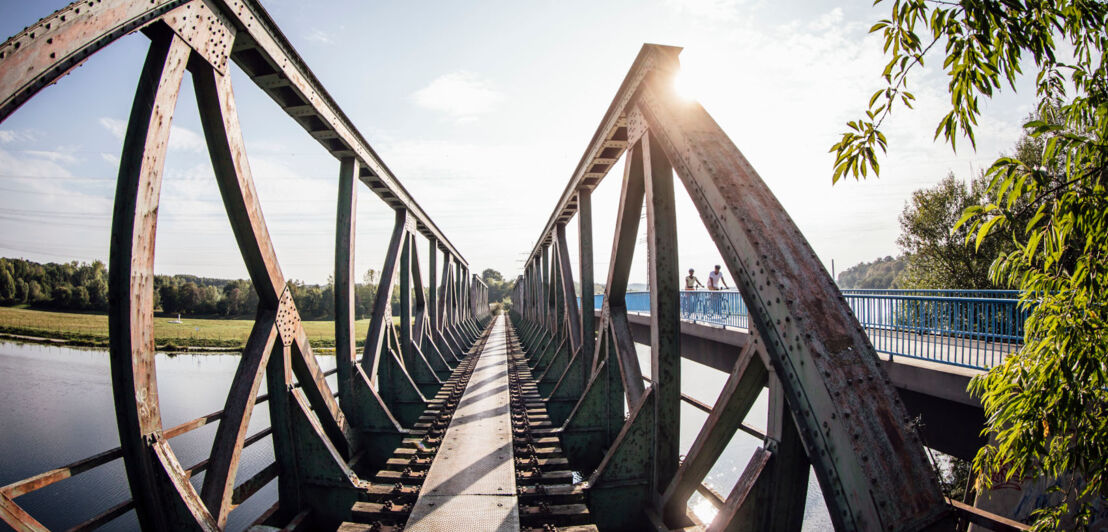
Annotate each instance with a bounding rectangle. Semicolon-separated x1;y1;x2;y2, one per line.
0;1;1027;531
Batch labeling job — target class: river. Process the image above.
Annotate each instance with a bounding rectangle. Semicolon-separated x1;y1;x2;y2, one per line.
0;340;831;531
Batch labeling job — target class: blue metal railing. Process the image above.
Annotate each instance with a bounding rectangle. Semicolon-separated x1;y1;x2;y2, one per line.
583;289;1026;370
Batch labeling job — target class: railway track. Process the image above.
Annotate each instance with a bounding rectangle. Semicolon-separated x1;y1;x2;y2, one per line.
506;319;597;532
336;324;494;531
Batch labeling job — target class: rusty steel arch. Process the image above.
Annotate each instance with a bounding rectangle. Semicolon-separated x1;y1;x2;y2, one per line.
0;1;489;530
511;45;954;531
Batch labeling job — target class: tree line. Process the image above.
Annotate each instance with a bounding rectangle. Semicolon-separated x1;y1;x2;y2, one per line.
0;257;388;320
1;259;517;321
481;268;514;306
0;258;109;311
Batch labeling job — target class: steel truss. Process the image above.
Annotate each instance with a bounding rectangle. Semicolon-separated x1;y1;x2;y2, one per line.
511;44;956;532
0;1;490;530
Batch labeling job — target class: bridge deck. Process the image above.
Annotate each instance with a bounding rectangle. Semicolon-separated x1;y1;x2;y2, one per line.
405;315;520;531
620;309;1012;371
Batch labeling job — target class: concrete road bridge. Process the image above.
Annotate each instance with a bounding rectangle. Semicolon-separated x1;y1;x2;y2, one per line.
0;1;1030;531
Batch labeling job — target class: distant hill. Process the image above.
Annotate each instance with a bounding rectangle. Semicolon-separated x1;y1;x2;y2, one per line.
837;256;907;289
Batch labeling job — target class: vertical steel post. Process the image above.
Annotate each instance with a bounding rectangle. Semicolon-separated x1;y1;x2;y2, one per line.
334;157;358;411
529;261;537;321
550;241;563;340
578;189;596;366
362;210;407;383
399;233;413;367
541;244;550;329
604;142;647;401
428;238;438;333
643;131;681;497
556;223;581;352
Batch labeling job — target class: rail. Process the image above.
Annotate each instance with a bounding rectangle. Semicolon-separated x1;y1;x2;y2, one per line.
586;289;1025;370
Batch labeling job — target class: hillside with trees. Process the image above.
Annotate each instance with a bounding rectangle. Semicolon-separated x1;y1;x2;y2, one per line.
839;170;1017;292
836;255;906;289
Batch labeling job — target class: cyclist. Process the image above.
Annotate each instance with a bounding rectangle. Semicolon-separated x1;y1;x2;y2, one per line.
706;265;729;317
683;268;703;317
685;268;703;290
707;265;729;291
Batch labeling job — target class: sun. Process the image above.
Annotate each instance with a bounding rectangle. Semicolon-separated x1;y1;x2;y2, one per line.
672;50;707;101
673;67;700;101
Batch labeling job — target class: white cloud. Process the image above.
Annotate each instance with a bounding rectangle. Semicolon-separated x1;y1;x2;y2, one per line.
99;117;205;152
808;7;844;31
304;28;334;45
0;147;75;180
23;150;78;165
665;0;743;21
0;129;38;144
0;147;112;263
168;125;205;152
411;72;503;122
98;117;125;139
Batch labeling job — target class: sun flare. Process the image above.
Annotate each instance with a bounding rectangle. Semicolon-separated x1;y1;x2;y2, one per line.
673;67;700;101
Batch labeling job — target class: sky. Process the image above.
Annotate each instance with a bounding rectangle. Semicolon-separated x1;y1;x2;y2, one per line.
0;0;1039;288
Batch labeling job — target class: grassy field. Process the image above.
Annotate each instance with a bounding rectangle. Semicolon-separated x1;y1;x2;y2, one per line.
0;306;385;350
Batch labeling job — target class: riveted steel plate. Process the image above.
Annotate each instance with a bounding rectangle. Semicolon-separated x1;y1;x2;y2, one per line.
276;288;300;347
162;0;235;74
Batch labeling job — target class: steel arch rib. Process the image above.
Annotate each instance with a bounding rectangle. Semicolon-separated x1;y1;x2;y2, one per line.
106;31;218;530
0;0;189;121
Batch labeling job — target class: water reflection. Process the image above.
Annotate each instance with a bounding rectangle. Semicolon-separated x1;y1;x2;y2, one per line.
633;343;833;530
0;342;335;531
0;339;831;531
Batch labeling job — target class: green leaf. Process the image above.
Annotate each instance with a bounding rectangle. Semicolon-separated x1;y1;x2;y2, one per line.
975;216;1003;251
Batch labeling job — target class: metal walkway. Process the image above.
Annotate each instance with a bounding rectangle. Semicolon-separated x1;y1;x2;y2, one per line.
405;315;520;531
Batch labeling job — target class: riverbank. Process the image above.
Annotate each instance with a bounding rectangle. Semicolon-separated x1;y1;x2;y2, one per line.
0;307;378;352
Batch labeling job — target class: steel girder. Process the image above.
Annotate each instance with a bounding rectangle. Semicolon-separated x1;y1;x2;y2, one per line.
512;44;952;531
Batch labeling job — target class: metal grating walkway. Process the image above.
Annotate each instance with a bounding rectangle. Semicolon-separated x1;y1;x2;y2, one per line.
405;315;520;532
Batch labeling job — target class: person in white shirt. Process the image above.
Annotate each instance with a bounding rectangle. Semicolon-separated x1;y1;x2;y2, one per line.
706;265;729;317
707;265;729;290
